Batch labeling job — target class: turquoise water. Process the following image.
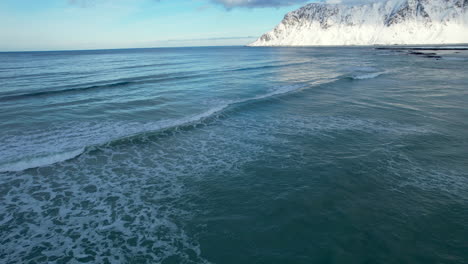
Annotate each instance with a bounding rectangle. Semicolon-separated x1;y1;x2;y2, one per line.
0;47;467;263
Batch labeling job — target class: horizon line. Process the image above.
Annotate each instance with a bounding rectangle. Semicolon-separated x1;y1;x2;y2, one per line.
0;44;257;53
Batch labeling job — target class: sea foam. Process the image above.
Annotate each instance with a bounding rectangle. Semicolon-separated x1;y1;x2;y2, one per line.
0;148;85;172
350;71;386;80
0;83;308;173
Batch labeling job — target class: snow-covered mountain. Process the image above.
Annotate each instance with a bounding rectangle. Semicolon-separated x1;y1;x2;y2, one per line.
249;0;468;46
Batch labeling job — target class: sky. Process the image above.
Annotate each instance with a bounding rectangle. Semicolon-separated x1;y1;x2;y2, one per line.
0;0;316;51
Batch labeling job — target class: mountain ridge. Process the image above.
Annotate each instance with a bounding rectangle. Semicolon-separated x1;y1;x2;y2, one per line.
249;0;468;46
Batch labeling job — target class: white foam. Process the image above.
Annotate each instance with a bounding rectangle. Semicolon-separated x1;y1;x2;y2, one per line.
0;148;85;173
0;83;307;172
351;71;386;80
0;144;209;263
0;109;438;263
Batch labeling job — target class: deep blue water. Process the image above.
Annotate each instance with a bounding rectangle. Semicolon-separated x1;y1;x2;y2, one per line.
0;46;467;263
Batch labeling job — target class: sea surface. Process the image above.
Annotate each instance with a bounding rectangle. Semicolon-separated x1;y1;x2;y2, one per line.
0;46;467;263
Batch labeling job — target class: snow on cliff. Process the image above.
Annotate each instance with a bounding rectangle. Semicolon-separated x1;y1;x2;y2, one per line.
249;0;468;46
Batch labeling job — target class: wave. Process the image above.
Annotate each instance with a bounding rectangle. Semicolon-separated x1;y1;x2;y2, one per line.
0;81;134;101
442;57;467;61
0;71;80;80
0;83;309;173
232;61;310;72
349;71;386;80
117;62;189;70
0;61;314;102
0;72;203;102
0;148;85;173
91;83;309;146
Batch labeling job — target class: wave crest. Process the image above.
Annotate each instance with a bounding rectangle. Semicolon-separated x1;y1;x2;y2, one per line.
0;83;308;173
0;73;201;102
350;71;386;80
0;148;85;172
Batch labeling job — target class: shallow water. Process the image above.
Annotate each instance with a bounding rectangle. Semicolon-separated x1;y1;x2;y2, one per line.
0;46;467;263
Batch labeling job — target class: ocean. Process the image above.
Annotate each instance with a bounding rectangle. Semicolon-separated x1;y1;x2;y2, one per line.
0;46;467;263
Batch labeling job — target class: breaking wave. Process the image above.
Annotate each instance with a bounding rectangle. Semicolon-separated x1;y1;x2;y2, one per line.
349;71;386;80
0;148;85;173
0;83;308;173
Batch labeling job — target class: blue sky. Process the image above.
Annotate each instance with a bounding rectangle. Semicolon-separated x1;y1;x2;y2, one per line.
0;0;314;51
